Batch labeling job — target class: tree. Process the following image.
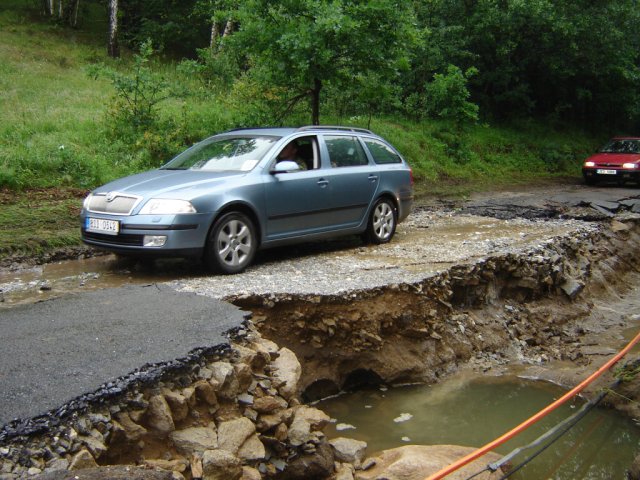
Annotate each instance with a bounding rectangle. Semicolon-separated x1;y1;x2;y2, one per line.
41;0;81;27
107;0;119;58
223;0;416;125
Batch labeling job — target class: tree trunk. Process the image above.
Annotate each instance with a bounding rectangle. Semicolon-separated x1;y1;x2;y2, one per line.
107;0;119;58
310;78;322;125
72;0;80;27
43;0;53;16
210;21;220;49
222;19;234;38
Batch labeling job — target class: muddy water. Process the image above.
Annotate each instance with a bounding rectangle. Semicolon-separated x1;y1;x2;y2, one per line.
0;255;205;308
318;375;640;479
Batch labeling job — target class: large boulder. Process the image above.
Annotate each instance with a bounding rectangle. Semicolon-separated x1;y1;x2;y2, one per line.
202;449;242;480
271;348;301;400
288;406;330;447
355;445;503;480
169;426;218;455
280;442;335;480
329;437;368;468
218;417;256;455
145;395;176;435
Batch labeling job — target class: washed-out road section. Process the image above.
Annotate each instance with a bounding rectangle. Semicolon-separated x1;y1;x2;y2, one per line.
0;183;639;434
0;285;246;427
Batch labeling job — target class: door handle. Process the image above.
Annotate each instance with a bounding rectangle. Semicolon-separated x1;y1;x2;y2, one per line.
368;174;379;182
317;179;329;187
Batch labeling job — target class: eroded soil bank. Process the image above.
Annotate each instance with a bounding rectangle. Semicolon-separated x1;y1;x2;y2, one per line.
234;217;640;403
1;212;640;479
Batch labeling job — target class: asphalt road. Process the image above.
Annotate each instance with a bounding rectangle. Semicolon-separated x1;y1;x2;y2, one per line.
0;285;246;426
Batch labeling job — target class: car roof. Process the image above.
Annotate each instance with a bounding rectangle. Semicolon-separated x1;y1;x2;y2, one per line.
223;125;376;137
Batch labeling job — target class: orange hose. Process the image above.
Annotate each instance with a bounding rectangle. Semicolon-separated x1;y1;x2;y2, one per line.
424;329;640;480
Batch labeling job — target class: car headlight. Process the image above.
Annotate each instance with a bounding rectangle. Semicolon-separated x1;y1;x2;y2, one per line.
139;199;197;215
83;193;93;210
584;161;596;167
623;163;638;169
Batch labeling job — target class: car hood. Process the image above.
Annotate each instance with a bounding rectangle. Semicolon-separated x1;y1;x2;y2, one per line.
93;169;247;199
586;152;640;165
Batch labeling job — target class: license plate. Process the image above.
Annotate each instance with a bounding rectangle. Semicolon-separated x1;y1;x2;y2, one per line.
86;217;120;235
596;169;617;175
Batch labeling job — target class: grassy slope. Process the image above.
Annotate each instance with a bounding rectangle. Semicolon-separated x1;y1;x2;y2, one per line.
0;3;602;260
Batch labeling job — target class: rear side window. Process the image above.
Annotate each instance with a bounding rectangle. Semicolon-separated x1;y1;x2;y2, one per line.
325;136;369;167
364;138;402;164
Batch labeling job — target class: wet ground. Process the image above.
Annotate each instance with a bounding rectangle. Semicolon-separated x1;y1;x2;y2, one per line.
0;211;591;307
2;183;638;306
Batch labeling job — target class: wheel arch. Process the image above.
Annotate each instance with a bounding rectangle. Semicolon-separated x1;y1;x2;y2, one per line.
209;201;263;249
373;191;399;214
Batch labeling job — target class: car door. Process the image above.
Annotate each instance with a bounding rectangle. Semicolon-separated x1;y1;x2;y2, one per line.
319;134;380;228
263;136;335;239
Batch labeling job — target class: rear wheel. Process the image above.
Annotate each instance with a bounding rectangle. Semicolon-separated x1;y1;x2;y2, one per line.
204;212;257;274
365;198;397;244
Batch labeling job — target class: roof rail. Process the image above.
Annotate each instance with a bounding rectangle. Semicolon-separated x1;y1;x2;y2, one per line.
296;125;373;134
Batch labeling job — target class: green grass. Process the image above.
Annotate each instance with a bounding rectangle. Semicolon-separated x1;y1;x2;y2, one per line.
0;189;84;258
0;2;605;260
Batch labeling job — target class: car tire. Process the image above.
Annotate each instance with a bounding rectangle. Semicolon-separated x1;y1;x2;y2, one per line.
365;198;397;244
204;212;257;274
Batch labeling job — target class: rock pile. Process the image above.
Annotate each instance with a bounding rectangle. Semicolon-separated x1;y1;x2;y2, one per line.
0;331;363;480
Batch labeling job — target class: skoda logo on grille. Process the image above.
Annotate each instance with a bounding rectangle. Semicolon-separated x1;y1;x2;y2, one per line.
105;192;117;203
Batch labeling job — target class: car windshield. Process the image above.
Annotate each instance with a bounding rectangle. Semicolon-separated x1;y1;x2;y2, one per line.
600;139;640;154
162;135;279;171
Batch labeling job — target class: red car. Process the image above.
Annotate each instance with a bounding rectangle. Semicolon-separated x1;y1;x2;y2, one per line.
582;137;640;185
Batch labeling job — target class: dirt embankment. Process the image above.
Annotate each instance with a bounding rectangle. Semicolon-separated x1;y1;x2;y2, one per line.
234;217;640;406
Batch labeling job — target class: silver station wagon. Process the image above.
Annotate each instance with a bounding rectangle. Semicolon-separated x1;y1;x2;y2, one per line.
81;126;414;273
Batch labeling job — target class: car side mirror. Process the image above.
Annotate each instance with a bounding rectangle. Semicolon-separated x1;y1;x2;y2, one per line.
272;161;301;174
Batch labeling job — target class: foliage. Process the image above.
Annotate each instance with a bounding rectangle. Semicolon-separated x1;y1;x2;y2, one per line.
0;0;610;194
219;0;416;125
87;40;171;130
119;0;210;55
411;0;640;131
425;65;479;128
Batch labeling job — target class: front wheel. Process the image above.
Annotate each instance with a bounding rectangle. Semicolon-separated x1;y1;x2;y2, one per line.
204;212;257;274
365;198;397;244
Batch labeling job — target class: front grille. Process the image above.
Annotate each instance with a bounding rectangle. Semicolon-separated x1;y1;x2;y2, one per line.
82;231;144;247
86;193;141;215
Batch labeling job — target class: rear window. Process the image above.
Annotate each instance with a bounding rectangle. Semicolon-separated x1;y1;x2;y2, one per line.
363;138;402;164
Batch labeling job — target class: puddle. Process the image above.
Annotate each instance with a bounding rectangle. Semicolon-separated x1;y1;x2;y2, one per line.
317;375;640;479
0;255;204;308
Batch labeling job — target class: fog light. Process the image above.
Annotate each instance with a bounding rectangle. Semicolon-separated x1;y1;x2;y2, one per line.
143;235;167;247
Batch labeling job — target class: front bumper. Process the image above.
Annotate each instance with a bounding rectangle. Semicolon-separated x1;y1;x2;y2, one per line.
583;168;640;183
80;211;214;257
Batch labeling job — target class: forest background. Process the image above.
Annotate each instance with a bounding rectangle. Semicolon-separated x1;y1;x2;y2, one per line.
1;0;639;257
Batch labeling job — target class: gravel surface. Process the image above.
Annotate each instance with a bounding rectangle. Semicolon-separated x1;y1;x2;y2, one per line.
174;210;597;299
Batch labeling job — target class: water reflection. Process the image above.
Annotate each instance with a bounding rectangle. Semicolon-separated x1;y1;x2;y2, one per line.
317;376;640;479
